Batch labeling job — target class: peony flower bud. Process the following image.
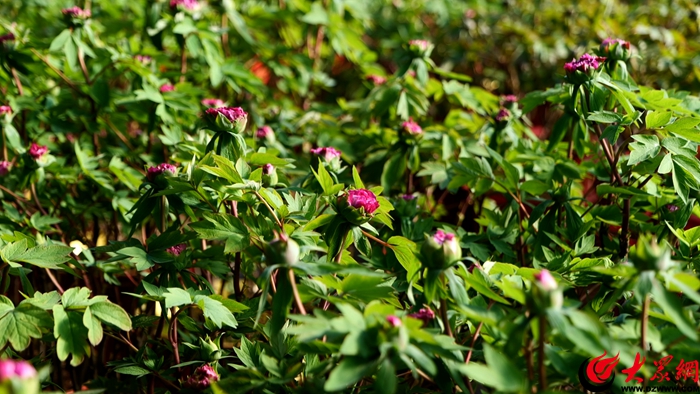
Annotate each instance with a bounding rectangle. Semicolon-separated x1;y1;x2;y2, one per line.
199;337;222;361
183;364;219;390
337;189;380;226
311;147;341;163
28;143;48;160
409;308;435;325
408;39;434;57
501;95;518;105
0;161;9;176
201;98;225;108
0;359;39;394
62;6;91;19
255;126;277;144
495;108;511;123
147;163;177;181
534;270;557;291
0;33;14;44
170;0;200;10
421;230;462;269
159;84;175;93
0;105;11;115
401;118;423;135
666;204;679;213
600;38;631;62
367;75;386;85
134;55;152;64
264;234;300;266
402;194;416;201
0;33;14;52
204;106;248;134
386;315;402;327
261;164;278;186
564;54;606;84
166;244;187;256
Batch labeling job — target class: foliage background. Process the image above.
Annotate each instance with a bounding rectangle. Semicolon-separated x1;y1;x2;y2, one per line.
1;0;700;393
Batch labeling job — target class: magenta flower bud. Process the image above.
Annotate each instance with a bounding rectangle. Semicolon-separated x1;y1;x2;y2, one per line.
367;75;386;85
170;0;199;10
262;164;274;175
256;126;273;139
408;39;430;51
62;6;91;18
401;118;423;135
28;143;48;160
261;164;278;186
502;95;518;104
666;204;679;213
201;98;225;108
600;38;631;62
159;84;175;93
204;106;248;134
184;364;219;390
564;54;606;84
166;244;187;256
0;360;14;381
386;315;402;327
337;189;380;225
311;147;341;162
402;194;416;201
0;105;12;115
534;269;557;291
134;55;152;64
13;361;36;379
409;308;435;325
147;163;177;181
0;33;14;43
0;161;10;176
421;230;462;269
495;108;511;122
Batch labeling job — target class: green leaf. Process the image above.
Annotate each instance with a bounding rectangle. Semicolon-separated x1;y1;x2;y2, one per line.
312;160;336;196
375;359;397;394
628;134;661;166
163;288;192;309
0;296;52;352
300;2;328;25
89;302;132;331
651;279;698;341
49;29;72;52
190;213;249;254
324;356;377;392
83;306;103;346
208;294;249;313
114;365;151;377
381;152;407;193
462;344;527;392
0;241;73;269
352;166;365;189
646;110;673;128
53;305;91;366
388;236;420;281
587;111;623;124
194;295;237;329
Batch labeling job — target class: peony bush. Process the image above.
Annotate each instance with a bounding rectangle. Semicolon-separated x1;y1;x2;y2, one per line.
1;1;700;393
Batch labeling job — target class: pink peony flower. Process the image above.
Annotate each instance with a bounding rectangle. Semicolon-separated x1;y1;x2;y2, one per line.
159;84;175;93
256;126;273;139
262;164;275;175
0;359;36;381
166;244;187;256
495;108;511;122
62;6;91;18
0;161;10;176
346;189;380;214
134;55;152;64
147;163;177;181
201;98;225;108
184;364;219;390
367;75;386;85
409;39;430;51
310;147;341;162
205;107;247;123
401;118;423;135
0;33;14;43
0;105;11;115
563;53;606;74
409;308;435;324
28;143;48;160
534;269;557;291
170;0;200;10
386;315;402;327
433;229;455;245
502;95;518;104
